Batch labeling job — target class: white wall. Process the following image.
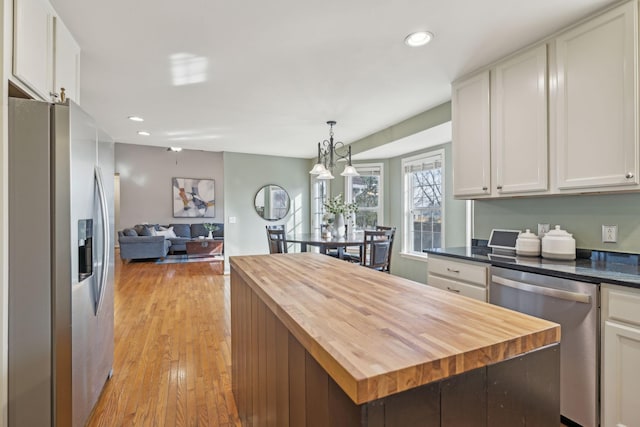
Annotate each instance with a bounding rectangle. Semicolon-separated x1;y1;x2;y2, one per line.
115;143;224;228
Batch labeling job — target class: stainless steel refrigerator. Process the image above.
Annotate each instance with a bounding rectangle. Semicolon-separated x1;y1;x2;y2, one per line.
8;98;115;427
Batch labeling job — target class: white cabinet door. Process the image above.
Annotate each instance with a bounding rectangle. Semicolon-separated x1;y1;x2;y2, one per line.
602;320;640;427
492;45;548;195
13;0;54;100
452;71;491;198
554;1;638;191
54;16;81;104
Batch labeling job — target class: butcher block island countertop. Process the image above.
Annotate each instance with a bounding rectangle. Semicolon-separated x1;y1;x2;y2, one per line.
230;253;560;408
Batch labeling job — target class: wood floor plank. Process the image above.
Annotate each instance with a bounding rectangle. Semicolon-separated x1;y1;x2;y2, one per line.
86;254;240;426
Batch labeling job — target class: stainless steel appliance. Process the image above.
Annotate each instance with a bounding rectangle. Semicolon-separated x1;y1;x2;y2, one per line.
490;266;599;427
8;98;114;427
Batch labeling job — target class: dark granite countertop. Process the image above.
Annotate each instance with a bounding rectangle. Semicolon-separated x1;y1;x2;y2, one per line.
425;247;640;288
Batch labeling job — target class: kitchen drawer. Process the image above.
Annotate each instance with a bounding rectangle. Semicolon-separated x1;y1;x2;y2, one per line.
428;256;488;286
606;286;640;327
427;275;487;302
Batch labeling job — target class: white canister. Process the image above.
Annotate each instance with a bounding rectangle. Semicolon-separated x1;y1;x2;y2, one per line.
516;229;541;257
541;225;576;260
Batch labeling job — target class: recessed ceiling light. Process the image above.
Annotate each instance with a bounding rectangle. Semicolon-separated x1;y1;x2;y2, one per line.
167;147;183;152
128;116;144;122
404;31;434;47
137;131;151;136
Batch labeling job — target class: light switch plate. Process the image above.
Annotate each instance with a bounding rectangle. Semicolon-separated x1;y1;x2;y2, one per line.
229;216;237;224
602;225;617;243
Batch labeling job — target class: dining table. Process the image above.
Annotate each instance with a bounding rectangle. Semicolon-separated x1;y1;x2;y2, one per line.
286;232;365;259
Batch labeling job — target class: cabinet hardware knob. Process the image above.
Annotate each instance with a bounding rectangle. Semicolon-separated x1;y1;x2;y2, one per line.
446;287;461;293
446;268;460;273
626;172;634;179
497;185;503;190
49;91;59;99
482;186;488;191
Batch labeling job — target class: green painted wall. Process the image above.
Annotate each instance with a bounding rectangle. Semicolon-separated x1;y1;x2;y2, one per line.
223;152;310;266
350;102;451;156
474;193;640;253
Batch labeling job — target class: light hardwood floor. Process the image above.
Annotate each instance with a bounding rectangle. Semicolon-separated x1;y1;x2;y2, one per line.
87;254;240;426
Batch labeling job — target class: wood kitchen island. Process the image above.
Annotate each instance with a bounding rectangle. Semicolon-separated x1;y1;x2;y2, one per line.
230;253;561;427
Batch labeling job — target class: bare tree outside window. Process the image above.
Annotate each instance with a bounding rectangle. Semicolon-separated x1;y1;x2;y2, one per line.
347;165;383;231
404;153;443;254
352;175;379;229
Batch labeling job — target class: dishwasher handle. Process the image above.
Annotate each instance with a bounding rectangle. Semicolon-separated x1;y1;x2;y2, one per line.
491;275;592;304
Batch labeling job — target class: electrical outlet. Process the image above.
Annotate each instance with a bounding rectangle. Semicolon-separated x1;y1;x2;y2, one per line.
602;225;617;243
537;223;550;236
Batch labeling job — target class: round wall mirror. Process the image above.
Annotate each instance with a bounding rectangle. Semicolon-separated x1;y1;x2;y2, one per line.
254;184;290;221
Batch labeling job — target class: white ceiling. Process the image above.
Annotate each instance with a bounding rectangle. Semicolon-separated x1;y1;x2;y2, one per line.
50;0;616;159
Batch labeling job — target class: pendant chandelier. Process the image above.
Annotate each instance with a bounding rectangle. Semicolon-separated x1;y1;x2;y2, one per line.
309;121;360;180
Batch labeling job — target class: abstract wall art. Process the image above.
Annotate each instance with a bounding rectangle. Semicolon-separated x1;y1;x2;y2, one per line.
172;177;215;217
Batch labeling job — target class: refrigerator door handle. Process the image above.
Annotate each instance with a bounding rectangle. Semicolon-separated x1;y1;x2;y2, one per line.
95;165;110;315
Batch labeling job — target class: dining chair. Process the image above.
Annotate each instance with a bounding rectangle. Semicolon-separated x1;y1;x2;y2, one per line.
266;226;288;254
375;226;396;272
360;229;394;273
345;226;396;267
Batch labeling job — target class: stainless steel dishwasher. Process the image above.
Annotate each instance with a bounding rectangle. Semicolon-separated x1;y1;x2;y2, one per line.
490;266;599;427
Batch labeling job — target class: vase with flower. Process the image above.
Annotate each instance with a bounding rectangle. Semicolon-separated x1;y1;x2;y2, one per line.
323;194;358;238
204;223;219;239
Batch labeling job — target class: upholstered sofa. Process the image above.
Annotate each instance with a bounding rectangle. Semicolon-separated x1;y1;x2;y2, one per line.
118;223;224;260
118;224;172;261
167;223;224;254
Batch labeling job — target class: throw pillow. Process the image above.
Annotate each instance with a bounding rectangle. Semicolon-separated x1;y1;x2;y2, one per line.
136;225;154;236
155;227;177;239
170;223;191;238
123;228;137;237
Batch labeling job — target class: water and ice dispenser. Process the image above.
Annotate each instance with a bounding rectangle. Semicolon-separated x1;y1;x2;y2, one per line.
78;219;93;281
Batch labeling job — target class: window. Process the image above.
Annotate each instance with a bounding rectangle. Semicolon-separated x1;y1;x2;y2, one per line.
402;151;444;256
346;164;383;231
311;177;330;233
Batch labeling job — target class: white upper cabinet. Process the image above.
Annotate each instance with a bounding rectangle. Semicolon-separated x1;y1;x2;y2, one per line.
492;45;548;195
452;0;640;199
554;1;638;191
453;45;549;199
54;16;81;104
13;0;55;100
13;0;81;103
452;71;491;198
